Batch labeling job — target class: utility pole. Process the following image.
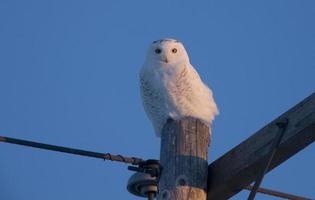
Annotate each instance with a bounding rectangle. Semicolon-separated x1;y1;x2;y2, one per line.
158;118;210;200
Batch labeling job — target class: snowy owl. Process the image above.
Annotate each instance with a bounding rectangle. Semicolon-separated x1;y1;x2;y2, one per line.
140;38;218;137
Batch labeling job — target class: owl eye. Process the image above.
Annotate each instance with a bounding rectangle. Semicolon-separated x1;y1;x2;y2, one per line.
155;48;161;54
172;48;177;53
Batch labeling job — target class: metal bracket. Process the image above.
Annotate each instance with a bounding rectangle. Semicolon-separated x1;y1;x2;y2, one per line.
128;159;161;178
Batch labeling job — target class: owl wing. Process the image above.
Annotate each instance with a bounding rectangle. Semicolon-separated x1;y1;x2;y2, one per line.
171;63;218;124
187;64;219;122
140;74;166;136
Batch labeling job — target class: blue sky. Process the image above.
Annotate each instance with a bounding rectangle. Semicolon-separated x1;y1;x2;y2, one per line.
0;1;314;199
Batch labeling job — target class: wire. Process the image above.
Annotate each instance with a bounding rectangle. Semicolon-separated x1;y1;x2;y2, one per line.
245;185;312;200
247;118;288;200
0;135;144;165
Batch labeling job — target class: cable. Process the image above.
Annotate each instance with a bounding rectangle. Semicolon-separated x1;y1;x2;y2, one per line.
247;118;288;200
0;135;144;165
245;185;312;200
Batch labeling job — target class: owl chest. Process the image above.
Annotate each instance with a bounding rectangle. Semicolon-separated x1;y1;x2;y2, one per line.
153;69;192;109
151;68;179;94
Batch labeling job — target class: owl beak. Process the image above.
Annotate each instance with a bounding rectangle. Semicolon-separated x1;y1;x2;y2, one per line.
162;55;169;63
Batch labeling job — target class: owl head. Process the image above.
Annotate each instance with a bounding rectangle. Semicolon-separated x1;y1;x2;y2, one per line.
145;38;190;65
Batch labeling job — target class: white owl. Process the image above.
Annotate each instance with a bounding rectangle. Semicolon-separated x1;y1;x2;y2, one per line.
140;39;218;137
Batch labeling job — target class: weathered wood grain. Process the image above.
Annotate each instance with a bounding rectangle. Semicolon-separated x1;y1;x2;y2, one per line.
207;93;315;200
158;118;210;200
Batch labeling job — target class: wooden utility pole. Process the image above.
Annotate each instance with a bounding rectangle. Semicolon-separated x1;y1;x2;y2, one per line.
158;118;210;200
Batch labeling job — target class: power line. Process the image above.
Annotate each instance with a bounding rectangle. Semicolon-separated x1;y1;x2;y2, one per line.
0;135;144;165
248;118;289;200
245;185;312;200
